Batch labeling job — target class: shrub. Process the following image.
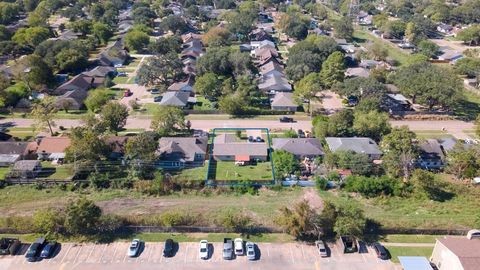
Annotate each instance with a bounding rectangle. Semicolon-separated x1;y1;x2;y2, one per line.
215;210;253;232
315;176;328;191
344;175;403;198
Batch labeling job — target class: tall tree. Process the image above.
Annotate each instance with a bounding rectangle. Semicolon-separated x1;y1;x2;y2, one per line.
150;106;185;136
194;73;221;99
98;102;129;134
319;51;345;88
380;126;417;180
64;198;102;235
30;96;57;136
294;72;322;114
137;53;184;87
272;150;300;180
353;111;391;142
332;17;353;41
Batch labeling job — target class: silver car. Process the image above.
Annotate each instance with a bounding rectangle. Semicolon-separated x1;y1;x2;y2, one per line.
234;238;244;256
246;242;256;260
315;240;328;257
127;239;141;257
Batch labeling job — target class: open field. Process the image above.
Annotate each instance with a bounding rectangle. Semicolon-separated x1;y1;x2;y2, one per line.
214;161;273;181
319;177;480;230
0;186;304;227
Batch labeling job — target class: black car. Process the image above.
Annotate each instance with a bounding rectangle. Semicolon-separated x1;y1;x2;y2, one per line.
373;243;389;260
153;96;162;102
163;239;175;257
25;238;46;262
279;117;294;123
40;241;58;259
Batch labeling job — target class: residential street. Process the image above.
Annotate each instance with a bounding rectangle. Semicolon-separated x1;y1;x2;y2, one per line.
0;117;474;139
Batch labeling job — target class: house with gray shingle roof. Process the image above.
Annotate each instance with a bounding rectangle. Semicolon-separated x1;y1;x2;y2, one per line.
11;160;42;178
258;74;292;93
159;91;193;107
213;133;268;161
157;137;208;169
273;138;324;159
271;92;297;111
260;60;284;78
325;137;382;160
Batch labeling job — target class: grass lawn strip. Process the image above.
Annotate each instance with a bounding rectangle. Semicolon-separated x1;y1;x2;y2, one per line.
387;246;434;263
215;161;273;181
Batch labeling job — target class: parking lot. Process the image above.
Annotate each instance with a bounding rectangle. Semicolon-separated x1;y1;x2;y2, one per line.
0;241;400;270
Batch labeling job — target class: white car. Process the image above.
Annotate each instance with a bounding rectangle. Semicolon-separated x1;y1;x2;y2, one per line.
199;240;209;260
234;238;244;256
246;242;255;260
127;239;141;257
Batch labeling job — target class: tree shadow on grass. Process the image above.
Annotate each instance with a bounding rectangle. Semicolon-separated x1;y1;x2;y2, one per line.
453;97;480;121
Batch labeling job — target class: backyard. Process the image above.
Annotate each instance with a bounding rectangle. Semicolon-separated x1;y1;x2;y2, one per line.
214;161;274;181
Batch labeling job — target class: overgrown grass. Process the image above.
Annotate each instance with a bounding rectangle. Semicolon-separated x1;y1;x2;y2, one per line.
318;177;480;230
173;166;207;181
387;246;434;263
0;167;10;180
382;234;440;244
414;130;454;139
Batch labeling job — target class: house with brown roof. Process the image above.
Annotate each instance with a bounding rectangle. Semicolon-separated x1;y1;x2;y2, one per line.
98;39;129;67
157;137;208;169
431;233;480;270
104;136;129;160
53;74;93;95
258;74;292;93
259;60;284;78
55;88;88;110
167;76;195;92
0;141;37;166
36;137;71;162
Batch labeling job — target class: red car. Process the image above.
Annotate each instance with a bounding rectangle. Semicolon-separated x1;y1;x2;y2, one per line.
123;89;132;97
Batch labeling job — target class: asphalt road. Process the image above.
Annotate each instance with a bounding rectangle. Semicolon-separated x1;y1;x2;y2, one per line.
0;117;474;139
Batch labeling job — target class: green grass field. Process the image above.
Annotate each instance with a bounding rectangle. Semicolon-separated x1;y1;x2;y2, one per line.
0;167;10;180
414;130;454;139
318;176;480;230
387;246;434;263
215;161;273;181
382;234;440;244
174;165;207;181
353;28;410;65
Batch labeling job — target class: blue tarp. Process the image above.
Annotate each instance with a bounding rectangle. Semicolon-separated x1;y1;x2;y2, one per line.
398;256;433;270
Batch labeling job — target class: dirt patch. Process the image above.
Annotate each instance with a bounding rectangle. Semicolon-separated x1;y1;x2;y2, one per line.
301;188;323;213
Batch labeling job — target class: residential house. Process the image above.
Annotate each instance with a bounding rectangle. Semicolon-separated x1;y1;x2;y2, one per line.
383;93;412;112
167;76;195;92
271;92;297;111
438;49;463;62
104;136;129;160
98;39;129;67
431;233;480;270
181;32;203;43
357;11;372;25
55;88;88;110
82;66;116;87
359;59;390;70
416;139;446;170
213;133;268;162
11;160;42;178
272;138;324;159
118;20;134;35
36;137;71;163
48;29;82;41
325;137;382;160
0;141;37;166
159;91;194;108
259;60;284;78
157;137;208;169
258;74;292;93
437;23;454;35
254;44;278;59
53;74;93;95
345;67;370;78
182;39;203;57
250;40;276;51
249;28;273;41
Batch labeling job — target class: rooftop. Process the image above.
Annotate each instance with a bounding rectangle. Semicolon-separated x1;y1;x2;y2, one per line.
438;237;480;270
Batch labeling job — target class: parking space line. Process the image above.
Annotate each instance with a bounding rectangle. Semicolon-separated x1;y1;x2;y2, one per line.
147;243;154;262
184;244;189;263
112;242;119;262
301;244;306;260
73;245;83;264
289;245;295;264
98;244;108;263
60;244;73;264
86;244;95;262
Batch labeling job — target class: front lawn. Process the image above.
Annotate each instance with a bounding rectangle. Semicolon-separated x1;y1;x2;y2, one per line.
40;162;73;180
386;246;434;263
215;161;273;181
353;28;410;65
0;167;10;180
173;165;207;181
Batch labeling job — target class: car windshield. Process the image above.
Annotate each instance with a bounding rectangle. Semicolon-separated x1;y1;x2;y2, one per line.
320;248;326;252
200;248;207;252
248;251;254;255
130;242;138;249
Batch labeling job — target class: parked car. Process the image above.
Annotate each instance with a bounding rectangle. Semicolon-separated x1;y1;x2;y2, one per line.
25;237;46;262
297;129;305;138
150;89;160;94
279;117;294;123
199;240;209;260
127;239;141;257
373;243;389;260
117;72;127;77
248;136;254;142
340;236;358;253
315;240;328;257
246;242;256;260
163;239;175;257
40;241;58;259
223;238;234;260
234;238;244;256
0;238;21;255
123;89;132;97
153;96;162;102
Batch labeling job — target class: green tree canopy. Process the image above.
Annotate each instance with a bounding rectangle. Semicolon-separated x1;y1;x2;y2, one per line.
380;126;417;179
124;30;150;51
353;110;391;142
84;89;112;112
150;106;186;136
98;102;129;134
320;51;345;88
64;198;102;235
272;149;300;180
137;53;184;87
